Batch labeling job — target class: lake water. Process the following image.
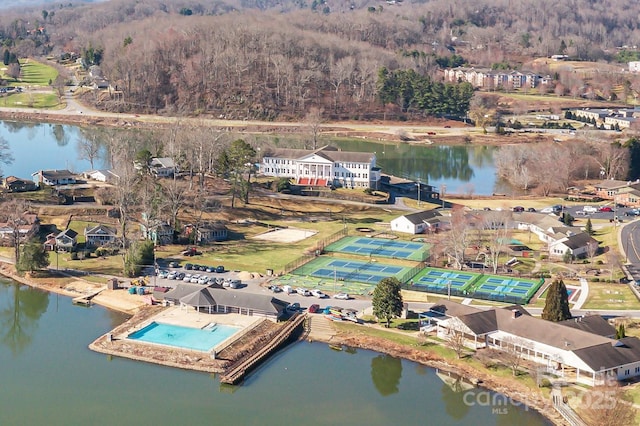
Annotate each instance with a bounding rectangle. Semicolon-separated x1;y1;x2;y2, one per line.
0;278;551;425
0;121;508;196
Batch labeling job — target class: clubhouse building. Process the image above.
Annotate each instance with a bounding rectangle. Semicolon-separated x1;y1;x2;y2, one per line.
259;145;380;189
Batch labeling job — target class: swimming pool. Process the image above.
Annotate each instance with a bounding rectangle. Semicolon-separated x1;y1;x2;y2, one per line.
128;322;240;352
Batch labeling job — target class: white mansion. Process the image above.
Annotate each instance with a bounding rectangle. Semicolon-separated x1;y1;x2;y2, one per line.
260;146;380;189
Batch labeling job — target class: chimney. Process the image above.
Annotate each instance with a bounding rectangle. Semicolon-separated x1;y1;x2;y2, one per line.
511;309;520;319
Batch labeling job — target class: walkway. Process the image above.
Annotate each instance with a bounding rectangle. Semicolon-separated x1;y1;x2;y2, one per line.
572;278;589;310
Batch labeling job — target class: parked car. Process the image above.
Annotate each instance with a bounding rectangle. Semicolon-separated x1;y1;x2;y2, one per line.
168;261;179;268
167;271;178;280
599;206;613;212
334;293;350;300
189;274;201;283
215;265;225;273
157;270;169;279
176;272;185;280
583;206;598;213
198;275;209;284
184;263;193;270
625;209;640;216
296;287;311;296
527;207;536;212
269;285;283;293
512;206;525;212
311;289;327;298
286;302;300;313
182;273;192;282
205;266;215;273
308;304;320;313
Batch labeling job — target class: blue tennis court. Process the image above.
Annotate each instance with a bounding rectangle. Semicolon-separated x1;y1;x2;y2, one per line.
291;256;413;285
324;236;430;261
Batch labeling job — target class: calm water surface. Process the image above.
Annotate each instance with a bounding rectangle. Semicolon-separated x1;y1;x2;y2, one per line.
0;121;509;196
0;278;550;425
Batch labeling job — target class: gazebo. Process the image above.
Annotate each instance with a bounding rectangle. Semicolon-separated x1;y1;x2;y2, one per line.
180;288;216;313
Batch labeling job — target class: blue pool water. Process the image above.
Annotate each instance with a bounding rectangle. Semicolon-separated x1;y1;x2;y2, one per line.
128;322;240;351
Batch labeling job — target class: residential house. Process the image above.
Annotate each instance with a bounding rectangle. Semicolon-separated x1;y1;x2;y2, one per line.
390;210;442;234
141;222;174;245
149;157;178;177
84;224;117;247
443;67;548;90
592;179;640;200
549;232;598;259
84;169;119;183
2;176;38;192
260;145;380;189
31;169;77;186
616;186;640;207
161;283;288;320
184;222;228;244
0;212;40;246
55;229;78;251
424;300;640;386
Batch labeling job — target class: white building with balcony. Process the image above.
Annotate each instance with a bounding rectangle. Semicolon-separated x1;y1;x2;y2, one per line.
260;146;379;189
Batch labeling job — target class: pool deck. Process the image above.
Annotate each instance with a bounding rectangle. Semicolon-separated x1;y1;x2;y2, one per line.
90;306;282;374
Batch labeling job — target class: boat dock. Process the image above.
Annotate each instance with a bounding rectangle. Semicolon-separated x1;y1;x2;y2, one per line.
72;288;105;306
219;313;307;385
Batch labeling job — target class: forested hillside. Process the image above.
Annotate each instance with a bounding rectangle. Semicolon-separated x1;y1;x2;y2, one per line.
1;0;639;119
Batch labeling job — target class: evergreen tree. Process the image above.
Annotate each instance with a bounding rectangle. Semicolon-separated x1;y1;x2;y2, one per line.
616;323;626;339
542;277;572;322
3;49;9;66
372;277;404;328
17;240;50;273
585;218;594;235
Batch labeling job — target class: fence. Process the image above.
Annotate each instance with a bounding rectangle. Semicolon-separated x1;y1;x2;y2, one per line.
281;227;348;275
399;261;426;284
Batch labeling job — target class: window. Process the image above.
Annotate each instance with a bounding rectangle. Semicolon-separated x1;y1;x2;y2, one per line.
625;369;630;376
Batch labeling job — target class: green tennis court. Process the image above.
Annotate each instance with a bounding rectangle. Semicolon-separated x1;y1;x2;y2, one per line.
324;236;430;261
410;267;480;294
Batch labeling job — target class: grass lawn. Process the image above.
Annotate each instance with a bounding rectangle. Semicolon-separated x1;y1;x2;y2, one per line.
0;246;14;259
0;92;61;108
13;59;58;86
48;251;124;276
582;281;640;310
450;197;567;211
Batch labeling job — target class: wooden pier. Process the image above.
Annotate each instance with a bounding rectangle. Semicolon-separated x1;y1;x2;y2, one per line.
219;313;307;385
72;288;105;306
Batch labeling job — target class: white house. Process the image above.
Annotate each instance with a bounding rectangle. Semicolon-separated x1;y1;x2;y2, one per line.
549;232;598;259
55;229;78;251
149;157;178;177
31;170;77;186
260;145;380;189
425;300;640;386
390;210;442;234
85;169;119;183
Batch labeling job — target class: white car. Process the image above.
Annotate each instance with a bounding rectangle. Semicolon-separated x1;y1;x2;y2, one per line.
197;275;209;284
190;274;201;283
583;206;597;213
182;273;192;282
334;293;350;300
311;289;326;298
157;269;169;279
296;287;311;296
167;271;178;280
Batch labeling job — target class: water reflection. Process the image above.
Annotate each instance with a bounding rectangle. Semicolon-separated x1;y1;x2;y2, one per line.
52;124;69;147
370;354;402;396
0;282;49;355
441;378;471;420
333;139;503;195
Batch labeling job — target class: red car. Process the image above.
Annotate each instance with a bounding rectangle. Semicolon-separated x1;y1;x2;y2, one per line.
599;206;613;212
308;304;320;314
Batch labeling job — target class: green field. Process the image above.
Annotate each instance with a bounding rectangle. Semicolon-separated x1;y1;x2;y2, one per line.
13;59;58;85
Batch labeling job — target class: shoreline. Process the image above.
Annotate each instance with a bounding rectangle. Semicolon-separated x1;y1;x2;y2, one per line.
0;264;565;424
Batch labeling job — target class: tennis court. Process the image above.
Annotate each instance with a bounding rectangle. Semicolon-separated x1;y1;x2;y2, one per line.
324;236;430;261
470;275;544;303
410;267;480;293
292;256;412;285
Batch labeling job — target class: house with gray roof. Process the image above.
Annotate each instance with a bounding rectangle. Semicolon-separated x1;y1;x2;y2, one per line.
55;229;78;251
260;145;380;189
549;232;598;259
390;209;442;234
426;300;640;385
84;224;117;247
160;284;287;320
149;157;178;177
31;169;77;186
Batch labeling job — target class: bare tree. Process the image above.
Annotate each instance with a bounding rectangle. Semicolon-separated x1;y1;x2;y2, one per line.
0;199;29;265
305;106;324;150
581;383;636;426
586;240;599;265
499;336;529;376
77;131;102;170
445;317;469;359
444;206;472;270
0;135;13;177
481;210;512;274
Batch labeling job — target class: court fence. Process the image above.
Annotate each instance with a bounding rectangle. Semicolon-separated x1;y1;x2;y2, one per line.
281;228;348;275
